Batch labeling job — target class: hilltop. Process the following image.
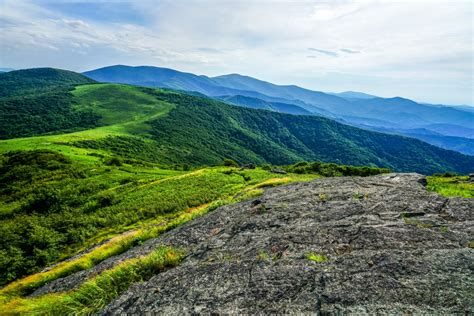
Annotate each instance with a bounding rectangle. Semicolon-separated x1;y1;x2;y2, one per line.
0;68;95;98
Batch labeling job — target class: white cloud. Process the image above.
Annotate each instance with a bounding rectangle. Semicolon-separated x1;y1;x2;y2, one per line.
62;19;89;29
0;0;472;105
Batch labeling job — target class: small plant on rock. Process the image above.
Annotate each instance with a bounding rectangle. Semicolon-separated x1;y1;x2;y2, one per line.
306;252;328;263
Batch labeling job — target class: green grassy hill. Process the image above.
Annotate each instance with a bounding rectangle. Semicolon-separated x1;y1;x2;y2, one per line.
0;68;94;98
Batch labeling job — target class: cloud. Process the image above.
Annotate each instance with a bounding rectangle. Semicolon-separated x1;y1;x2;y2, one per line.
0;0;472;105
310;2;365;22
340;48;360;54
62;19;89;29
308;48;338;57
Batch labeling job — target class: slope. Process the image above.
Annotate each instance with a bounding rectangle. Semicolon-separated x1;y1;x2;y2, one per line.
217;95;312;115
138;91;474;174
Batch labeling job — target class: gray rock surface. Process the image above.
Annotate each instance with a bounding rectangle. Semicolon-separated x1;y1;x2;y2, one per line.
36;173;474;314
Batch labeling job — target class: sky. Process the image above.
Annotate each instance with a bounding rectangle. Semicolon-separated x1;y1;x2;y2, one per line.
0;0;473;105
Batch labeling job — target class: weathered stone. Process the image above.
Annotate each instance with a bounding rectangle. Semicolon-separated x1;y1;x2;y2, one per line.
32;174;474;314
270;168;287;174
240;163;256;169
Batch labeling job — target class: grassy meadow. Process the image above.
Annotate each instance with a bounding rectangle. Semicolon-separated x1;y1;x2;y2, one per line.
427;175;474;198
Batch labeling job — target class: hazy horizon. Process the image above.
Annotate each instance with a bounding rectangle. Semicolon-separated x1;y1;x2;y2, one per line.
1;0;473;105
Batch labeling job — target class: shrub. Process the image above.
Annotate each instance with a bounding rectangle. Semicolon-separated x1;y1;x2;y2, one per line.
223;158;239;167
261;164;271;171
105;157;123;166
97;193;118;207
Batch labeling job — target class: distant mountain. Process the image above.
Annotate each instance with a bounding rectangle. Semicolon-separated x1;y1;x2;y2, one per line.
347;97;473;129
328;91;378;101
0;68;14;73
212;73;352;113
354;125;474;156
451;105;474;113
83;65;474;156
83;65;250;97
217;95;312;115
421;124;474;139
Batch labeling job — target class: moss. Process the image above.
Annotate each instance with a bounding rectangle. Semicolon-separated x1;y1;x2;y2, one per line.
318;193;328;202
403;217;433;228
306;252;328;263
258;250;270;261
439;226;449;233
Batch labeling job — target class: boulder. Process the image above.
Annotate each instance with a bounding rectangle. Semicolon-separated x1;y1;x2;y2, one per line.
270;168;287;174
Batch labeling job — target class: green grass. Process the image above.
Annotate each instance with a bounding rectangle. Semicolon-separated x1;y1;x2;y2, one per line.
427;176;474;198
0;84;176;165
1;246;183;315
306;252;328;263
72;84;174;134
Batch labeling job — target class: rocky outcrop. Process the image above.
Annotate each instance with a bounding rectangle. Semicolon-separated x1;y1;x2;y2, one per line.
35;173;474;314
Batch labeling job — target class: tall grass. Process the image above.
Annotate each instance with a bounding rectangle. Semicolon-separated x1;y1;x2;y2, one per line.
427;176;474;198
0;201;216;303
2;246;183;315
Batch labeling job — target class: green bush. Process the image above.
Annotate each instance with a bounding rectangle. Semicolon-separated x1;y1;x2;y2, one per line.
223;158;239;167
105;157;123;166
284;161;390;177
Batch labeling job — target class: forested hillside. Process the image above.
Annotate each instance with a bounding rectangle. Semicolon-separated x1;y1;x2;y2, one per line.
0;69;100;139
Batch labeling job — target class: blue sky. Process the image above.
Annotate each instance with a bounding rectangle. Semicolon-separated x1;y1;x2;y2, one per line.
0;0;472;105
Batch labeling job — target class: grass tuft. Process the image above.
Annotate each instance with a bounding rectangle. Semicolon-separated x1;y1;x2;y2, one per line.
306;252;328;263
427;176;474;198
1;246;183;315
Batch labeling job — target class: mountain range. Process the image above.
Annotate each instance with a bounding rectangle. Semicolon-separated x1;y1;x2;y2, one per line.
84;65;474;156
1;67;473;174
